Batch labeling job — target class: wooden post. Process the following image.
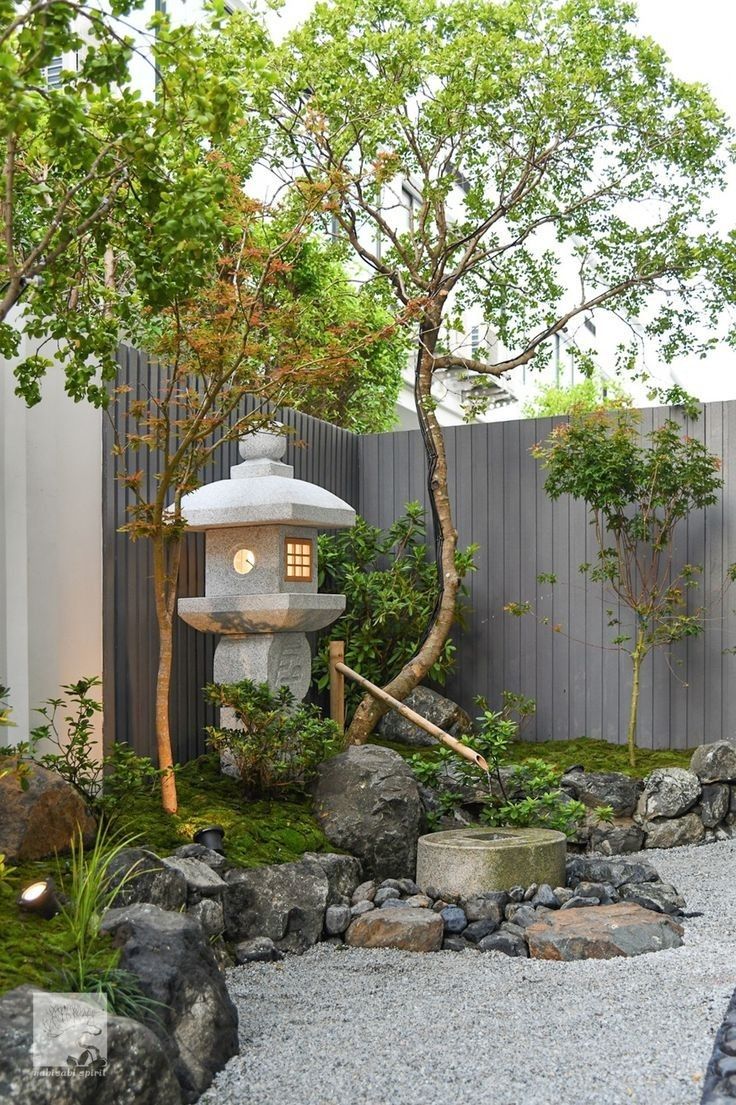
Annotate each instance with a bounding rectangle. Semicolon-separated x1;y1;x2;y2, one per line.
329;640;346;733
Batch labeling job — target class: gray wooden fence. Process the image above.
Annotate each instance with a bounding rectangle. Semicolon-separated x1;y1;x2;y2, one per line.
103;345;736;758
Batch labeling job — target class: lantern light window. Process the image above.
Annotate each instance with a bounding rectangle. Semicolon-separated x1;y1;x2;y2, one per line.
233;548;256;575
285;538;313;582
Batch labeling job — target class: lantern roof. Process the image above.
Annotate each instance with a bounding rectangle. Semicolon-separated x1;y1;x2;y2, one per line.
180;427;356;532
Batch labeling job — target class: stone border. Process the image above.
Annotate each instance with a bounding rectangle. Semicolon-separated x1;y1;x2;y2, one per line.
702;986;736;1103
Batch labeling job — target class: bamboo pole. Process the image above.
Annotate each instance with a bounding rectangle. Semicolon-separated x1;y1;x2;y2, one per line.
328;640;346;733
335;661;489;773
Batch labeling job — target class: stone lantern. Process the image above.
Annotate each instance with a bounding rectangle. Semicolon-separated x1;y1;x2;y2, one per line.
177;428;355;707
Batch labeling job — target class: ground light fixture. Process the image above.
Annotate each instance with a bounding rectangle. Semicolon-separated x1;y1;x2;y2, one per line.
193;825;226;854
18;877;61;920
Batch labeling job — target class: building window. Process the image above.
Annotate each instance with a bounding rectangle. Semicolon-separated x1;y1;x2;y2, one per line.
470;325;479;356
584;316;597;336
233;548;256;575
285;538;313;582
45;56;63;88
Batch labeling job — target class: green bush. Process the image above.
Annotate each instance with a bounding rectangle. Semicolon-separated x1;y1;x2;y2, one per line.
204;680;343;797
313;503;477;718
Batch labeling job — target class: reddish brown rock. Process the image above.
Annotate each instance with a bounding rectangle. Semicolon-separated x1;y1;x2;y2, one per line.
0;760;96;861
345;905;443;952
525;902;684;961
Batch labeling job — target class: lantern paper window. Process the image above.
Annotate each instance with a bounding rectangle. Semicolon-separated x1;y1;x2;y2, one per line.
285;538;313;581
233;548;256;575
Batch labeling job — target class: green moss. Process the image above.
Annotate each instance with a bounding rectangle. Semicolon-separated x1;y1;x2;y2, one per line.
374;735;696;779
115;754;334;869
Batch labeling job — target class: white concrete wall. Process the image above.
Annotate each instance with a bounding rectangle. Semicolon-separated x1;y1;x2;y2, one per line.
0;336;103;752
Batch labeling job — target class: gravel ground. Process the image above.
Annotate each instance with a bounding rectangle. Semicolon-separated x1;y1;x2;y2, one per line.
200;840;736;1105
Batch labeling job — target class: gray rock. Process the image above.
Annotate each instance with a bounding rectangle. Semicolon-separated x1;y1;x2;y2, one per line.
566;855;659;888
463;918;499;943
589;818;645;856
398;878;421;895
636;768;701;820
508;904;539;928
508;885;525;902
350;900;375;917
700;784;730;828
379;878;404;890
575;881;617;904
478;931;529;957
381;896;409;909
560;769;643;817
442;935;477;952
108;848;188;913
234;937;282;964
619;881;686;915
301;853;363;905
171;843;227;871
312;746;423;879
0;985;182;1105
561;896;601;909
376;686;472;748
532;884;560;909
553;886;574;905
351;880;377;904
325;904;352;935
523;883;538;901
462;892;507;924
161;856;227;901
403;894;433;909
690;741;736;783
440;905;467;933
501;922;527;938
642;811;705;849
223;860;329;953
100;904;238;1103
374;886;401;905
187;898;224;939
0;761;96;862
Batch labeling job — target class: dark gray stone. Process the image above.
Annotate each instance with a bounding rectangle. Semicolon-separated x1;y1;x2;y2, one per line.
636;768;701;820
171;843;227;871
508;904;539;928
462;892;507;923
301;853;363;906
100;904;238;1103
642;811;705;849
589;818;646;856
350;900;375;917
691;741;736;783
0;985;182;1105
108;848;188;913
440;905;467;933
561;896;601;909
161;856;227;903
700;784;730;828
463;918;499;943
381;896;409;909
478;931;529;957
398;878;420;895
442;935;477;952
312;746;423;879
619;881;686;915
234;937;283;964
375;886;402;905
223;860;329;953
351;880;377;903
575;881;617;905
560;769;643;817
376;686;472;748
186;898;224;939
554;887;574;905
566;855;659;888
325;904;352;935
531;884;560;909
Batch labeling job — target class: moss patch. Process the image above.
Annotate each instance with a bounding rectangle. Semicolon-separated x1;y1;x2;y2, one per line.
375;735;696;779
115;754;334;869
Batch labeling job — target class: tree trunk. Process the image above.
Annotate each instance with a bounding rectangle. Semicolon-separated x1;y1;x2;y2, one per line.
153;532;181;814
347;303;461;743
626;627;646;769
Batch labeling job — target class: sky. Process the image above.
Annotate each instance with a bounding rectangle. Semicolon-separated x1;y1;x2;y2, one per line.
271;0;736;401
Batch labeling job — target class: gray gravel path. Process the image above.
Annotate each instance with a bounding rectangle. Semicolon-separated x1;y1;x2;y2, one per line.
200;840;736;1105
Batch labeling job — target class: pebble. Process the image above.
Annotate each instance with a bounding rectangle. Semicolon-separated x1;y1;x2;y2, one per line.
440;905;467;934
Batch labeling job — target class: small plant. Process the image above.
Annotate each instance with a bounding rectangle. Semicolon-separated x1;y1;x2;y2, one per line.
481;758;612;837
0;852;15;891
31;678;103;804
205;680;343;797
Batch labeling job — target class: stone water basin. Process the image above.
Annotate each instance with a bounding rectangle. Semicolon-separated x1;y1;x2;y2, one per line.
415;826;566;898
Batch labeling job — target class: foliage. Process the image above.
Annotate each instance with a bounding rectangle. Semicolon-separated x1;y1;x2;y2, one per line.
30;678;103;804
530;408;727;765
205;680;343;797
523;374;632;418
314;504;477;720
0;852;15;889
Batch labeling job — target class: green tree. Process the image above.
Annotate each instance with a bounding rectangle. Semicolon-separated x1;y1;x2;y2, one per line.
258;0;736;743
531;409;726;767
523;373;631;417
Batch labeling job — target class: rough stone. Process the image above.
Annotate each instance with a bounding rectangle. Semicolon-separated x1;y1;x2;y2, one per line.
234;937;282;964
477;931;529;957
700;784;731;828
301;853;363;906
0;761;96;862
690;741;736;783
374;886;401;905
376;686;472;748
403;894;433;909
619;881;686;915
186;898;225;939
440;905;467;933
561;895;601;909
575;881;617;904
0;985;182;1105
171;843;227;871
560;769;643;817
161;856;227;901
108;848;188;912
463;917;499;943
462;892;507;924
416;826;566;898
523;883;538;901
398;878;420;895
324;904;352;935
223;860;329;953
351;880;377;904
345;906;443;952
442;935;477;952
565;855;659;888
531;884;560;909
589;818;646;856
636;767;701;820
312;746;423;879
380;896;408;909
525;902;684;961
350;900;375;917
642;811;705;849
100;904;238;1103
554;886;574;905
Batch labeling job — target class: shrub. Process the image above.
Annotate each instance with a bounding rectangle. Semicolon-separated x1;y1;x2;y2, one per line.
204;680;343;797
313;503;477;717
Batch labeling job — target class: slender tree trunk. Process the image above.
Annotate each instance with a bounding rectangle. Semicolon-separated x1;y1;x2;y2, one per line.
347;303;461;743
626;627;646;769
153;532;181;813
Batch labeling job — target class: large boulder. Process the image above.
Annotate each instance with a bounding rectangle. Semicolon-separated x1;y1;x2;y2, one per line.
161;856;227;904
223;859;329;952
690;741;736;784
100;904;238;1103
641;811;705;849
699;784;731;829
376;686;472;748
312;745;423;879
108;848;188;912
525;902;684;960
345;905;443;951
636;767;701;820
300;852;363;905
0;761;96;861
565;855;659;889
560;769;642;818
589;818;645;856
0;985;182;1105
